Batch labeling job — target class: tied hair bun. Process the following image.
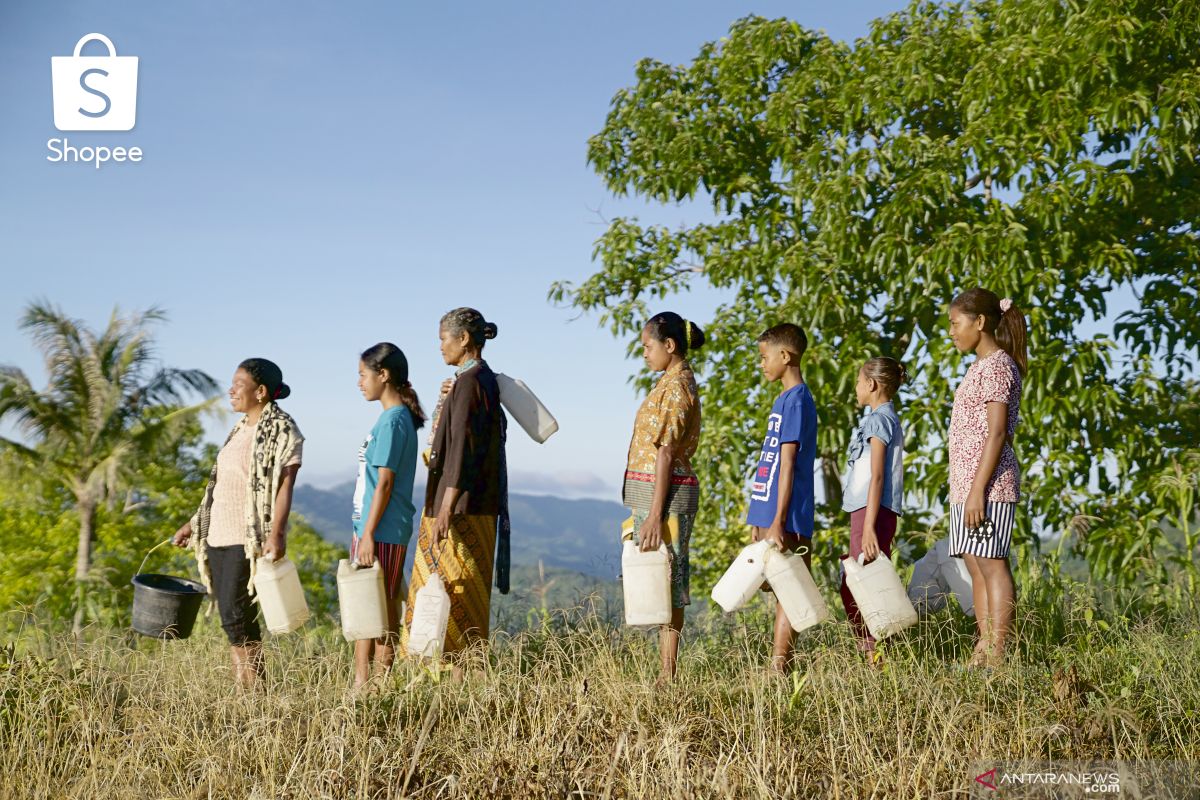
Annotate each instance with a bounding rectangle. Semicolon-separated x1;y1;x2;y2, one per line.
483;321;498;340
274;382;291;400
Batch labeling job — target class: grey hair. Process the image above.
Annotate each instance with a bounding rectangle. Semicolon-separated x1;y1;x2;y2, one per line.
440;307;498;349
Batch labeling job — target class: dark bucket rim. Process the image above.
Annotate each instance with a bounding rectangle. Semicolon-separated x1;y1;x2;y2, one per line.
131;572;208;595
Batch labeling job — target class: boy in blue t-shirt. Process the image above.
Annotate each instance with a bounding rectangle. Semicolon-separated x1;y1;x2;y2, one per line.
745;322;817;673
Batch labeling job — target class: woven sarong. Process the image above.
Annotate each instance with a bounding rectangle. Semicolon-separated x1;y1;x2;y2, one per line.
404;513;497;654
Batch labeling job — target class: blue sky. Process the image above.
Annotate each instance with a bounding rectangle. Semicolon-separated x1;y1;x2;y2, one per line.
1;0;916;496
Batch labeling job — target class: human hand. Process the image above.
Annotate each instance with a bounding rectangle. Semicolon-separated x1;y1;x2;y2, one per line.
861;527;880;563
765;521;787;551
431;509;452;549
262;533;286;561
355;534;376;567
638;516;663;552
964;491;986;531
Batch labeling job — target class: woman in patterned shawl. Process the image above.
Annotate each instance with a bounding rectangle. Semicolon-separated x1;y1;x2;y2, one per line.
173;358;303;689
405;308;506;667
623;312;704;683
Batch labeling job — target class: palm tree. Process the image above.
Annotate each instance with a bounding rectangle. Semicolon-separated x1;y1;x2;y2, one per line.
0;301;218;634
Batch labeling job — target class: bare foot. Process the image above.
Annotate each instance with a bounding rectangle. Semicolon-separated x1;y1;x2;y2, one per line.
967;640;991;669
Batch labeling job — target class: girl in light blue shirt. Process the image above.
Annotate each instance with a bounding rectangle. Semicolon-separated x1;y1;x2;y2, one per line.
840;356;906;660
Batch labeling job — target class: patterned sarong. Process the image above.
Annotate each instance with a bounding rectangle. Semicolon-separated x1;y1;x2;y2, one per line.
404;513;497;654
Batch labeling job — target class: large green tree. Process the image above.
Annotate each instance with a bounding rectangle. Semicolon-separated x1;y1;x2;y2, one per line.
0;303;218;632
553;0;1200;591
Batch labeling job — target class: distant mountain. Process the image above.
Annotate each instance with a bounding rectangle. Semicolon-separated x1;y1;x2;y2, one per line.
292;481;627;580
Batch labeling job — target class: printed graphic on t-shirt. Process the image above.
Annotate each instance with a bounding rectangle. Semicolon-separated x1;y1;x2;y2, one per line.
750;412;783;502
351;433;372;523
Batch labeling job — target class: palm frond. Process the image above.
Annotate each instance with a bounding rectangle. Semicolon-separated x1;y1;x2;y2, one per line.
141;367;220;406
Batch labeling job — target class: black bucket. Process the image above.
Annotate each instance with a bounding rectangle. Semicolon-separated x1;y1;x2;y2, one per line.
131;573;207;639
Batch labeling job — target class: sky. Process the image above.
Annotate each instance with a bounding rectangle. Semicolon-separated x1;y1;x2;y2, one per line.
1;0;916;496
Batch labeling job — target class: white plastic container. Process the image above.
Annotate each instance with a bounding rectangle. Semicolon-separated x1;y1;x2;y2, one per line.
940;552;975;616
407;573;451;658
842;553;918;640
711;540;772;612
906;538;975;617
496;373;559;444
621;541;672;626
337;559;388;642
762;549;829;632
253;557;310;635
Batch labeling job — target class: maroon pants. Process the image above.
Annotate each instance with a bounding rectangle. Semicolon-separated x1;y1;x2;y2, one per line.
840;506;899;649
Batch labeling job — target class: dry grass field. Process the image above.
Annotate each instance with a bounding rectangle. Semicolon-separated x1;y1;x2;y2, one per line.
3;586;1198;799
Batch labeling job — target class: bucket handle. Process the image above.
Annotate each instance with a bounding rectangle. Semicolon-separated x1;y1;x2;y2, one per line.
766;540;810;558
429;538;445;575
136;538;176;577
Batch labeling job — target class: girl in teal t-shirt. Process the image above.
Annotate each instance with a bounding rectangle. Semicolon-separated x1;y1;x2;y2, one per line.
351;342;425;689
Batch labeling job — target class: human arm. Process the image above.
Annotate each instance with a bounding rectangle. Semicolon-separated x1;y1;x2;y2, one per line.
763;442;799;550
355;466;395;566
964;402;1009;529
432;486;462;548
637;443;676;551
861;437;888;562
263;464;300;561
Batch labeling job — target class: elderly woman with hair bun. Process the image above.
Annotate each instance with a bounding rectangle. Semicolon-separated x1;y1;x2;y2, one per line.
173;358;303;689
405;307;507;663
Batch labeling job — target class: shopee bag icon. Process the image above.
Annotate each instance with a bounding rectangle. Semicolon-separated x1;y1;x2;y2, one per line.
51;33;138;131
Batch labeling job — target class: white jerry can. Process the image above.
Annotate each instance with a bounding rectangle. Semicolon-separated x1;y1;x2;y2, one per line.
711;540;772;613
496;373;559;443
762;548;829;633
253;557;310;635
337;559;388;642
842;553;918;640
621;541;672;626
407;573;451;658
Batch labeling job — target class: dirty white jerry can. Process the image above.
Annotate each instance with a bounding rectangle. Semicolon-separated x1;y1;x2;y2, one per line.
621;541;672;626
407;573;451;658
842;553;918;640
496;373;559;444
711;540;772;612
906;538;975;617
762;548;829;632
337;559;387;642
937;540;976;617
253;557;310;634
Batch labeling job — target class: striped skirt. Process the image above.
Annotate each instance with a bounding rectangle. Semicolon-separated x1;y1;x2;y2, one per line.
350;534;407;599
403;513;497;655
948;502;1016;559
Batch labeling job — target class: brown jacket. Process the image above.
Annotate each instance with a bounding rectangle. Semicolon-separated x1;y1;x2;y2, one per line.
425;363;505;516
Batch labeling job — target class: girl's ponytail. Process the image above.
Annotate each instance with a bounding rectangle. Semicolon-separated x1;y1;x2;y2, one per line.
645;312;705;356
861;356;907;398
995;299;1028;378
397;381;427;430
950;288;1029;377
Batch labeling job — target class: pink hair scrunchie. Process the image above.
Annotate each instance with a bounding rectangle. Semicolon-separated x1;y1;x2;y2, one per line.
999;297;1013;313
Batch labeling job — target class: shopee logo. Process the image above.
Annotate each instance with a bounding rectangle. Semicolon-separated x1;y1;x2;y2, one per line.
47;33;144;168
51;33;138;131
